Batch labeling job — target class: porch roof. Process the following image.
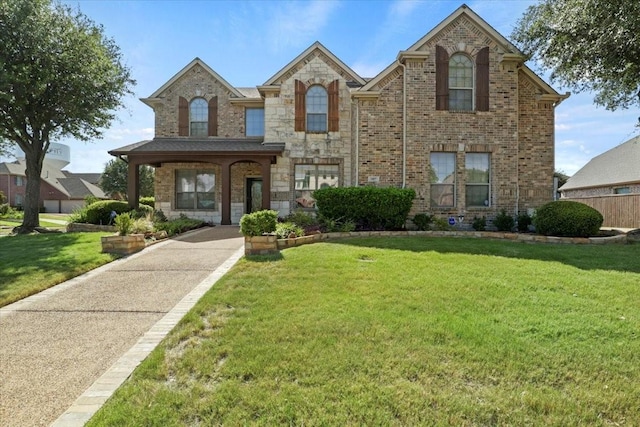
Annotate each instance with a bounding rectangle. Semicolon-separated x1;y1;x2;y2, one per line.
109;137;286;157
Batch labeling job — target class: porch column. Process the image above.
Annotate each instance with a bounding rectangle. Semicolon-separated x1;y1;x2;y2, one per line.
127;161;140;208
221;160;232;225
260;159;271;210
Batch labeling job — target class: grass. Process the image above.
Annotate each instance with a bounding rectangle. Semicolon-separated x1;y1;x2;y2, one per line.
0;232;118;307
88;237;640;426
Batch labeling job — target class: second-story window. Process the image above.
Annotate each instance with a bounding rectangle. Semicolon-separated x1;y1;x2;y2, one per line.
190;98;208;136
448;54;474;111
306;86;328;132
246;108;265;137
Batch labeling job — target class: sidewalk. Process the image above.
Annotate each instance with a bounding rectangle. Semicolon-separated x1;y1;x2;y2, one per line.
0;226;244;427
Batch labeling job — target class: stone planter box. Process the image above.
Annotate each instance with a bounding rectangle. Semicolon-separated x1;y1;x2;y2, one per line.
244;235;278;256
101;234;146;255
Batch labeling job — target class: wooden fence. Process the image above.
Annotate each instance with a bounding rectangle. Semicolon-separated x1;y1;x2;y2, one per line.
563;194;640;229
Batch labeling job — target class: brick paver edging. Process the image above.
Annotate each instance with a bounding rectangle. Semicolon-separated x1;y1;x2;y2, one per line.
275;229;630;250
50;244;245;427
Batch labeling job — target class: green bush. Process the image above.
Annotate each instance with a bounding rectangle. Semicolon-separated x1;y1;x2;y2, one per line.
0;191;6;204
314;186;416;230
132;204;154;219
494;209;515;232
517;213;532;232
154;209;168;223
239;210;278;237
114;212;133;236
472;216;487;231
285;210;318;228
533;201;603;237
154;217;205;236
84;195;101;207
413;213;433;231
85;200;131;225
139;196;155;208
276;222;305;239
68;206;89;223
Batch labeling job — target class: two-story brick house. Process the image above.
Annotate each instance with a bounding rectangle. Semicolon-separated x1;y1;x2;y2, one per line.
111;5;567;226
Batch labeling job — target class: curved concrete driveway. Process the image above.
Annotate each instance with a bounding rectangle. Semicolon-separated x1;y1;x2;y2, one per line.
0;226;244;427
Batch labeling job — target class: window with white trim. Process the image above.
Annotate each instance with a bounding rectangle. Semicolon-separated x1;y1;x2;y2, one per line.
294;164;339;208
449;54;474;111
175;169;215;210
245;108;264;137
306;86;328;132
430;152;455;208
189;98;208;136
465;153;490;207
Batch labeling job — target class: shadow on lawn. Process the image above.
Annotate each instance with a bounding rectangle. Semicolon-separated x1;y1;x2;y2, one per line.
0;233;116;296
331;236;640;274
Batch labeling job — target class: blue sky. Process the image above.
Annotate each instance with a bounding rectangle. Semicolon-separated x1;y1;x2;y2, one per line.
3;0;638;175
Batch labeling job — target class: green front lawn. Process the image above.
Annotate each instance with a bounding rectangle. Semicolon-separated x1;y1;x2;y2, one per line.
0;232;117;307
88;237;640;426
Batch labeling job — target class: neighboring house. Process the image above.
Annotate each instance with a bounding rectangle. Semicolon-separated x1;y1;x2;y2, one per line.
0;160;106;213
560;135;640;197
560;135;640;228
111;5;567;226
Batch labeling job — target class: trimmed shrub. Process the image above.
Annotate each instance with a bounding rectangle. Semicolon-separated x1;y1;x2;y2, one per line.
132;204;154;219
431;217;452;231
314;186;416;231
139;196;155;208
533;201;603;237
239;209;278;237
494;209;515;232
413;213;433;231
84;195;101;207
154;217;205;236
85;200;131;225
517;213;532;232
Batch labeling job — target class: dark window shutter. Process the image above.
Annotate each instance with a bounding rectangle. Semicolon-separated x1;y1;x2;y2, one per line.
208;96;218;136
476;47;490;111
295;79;306;131
328;80;339;132
435;45;449;111
178;96;189;136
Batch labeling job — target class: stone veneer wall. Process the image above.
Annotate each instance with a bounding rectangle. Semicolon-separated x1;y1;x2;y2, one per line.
155;161;262;224
264;55;355;216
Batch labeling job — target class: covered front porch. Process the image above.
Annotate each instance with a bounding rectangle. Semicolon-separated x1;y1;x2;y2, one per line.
108;138;285;225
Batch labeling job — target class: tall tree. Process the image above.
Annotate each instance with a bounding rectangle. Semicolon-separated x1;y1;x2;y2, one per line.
100;158;154;199
0;0;134;232
512;0;640;115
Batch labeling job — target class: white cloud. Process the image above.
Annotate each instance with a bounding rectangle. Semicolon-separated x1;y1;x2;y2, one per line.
555;123;571;131
267;0;341;52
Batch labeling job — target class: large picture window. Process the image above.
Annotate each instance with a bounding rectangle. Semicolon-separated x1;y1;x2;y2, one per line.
465;153;490;207
176;169;216;210
189;98;208;136
306;85;328;132
245;108;264;137
294;164;339;208
430;152;455;207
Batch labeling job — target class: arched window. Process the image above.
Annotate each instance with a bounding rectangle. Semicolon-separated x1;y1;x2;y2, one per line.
189;98;208;136
306;85;328;132
448;54;474;111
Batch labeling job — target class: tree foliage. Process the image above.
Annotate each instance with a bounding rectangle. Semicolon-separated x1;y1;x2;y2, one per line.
0;0;134;232
100;158;154;199
512;0;640;113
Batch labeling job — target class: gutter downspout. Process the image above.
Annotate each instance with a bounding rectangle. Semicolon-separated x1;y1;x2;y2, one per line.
400;60;407;189
355;100;359;186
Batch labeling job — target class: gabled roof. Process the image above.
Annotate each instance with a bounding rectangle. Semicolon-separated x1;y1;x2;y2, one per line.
141;58;244;107
263;41;366;86
357;4;565;102
109;138;285;156
560;135;640;191
58;178;106;199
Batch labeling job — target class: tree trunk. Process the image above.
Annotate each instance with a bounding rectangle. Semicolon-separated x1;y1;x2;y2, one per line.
17;142;45;233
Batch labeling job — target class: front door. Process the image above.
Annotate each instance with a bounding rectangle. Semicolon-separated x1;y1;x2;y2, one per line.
246;178;263;213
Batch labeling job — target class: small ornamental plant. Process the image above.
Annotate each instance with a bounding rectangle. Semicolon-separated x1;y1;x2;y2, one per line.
114;212;134;236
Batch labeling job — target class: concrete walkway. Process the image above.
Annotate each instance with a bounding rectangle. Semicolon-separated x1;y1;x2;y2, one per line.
0;226;244;427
